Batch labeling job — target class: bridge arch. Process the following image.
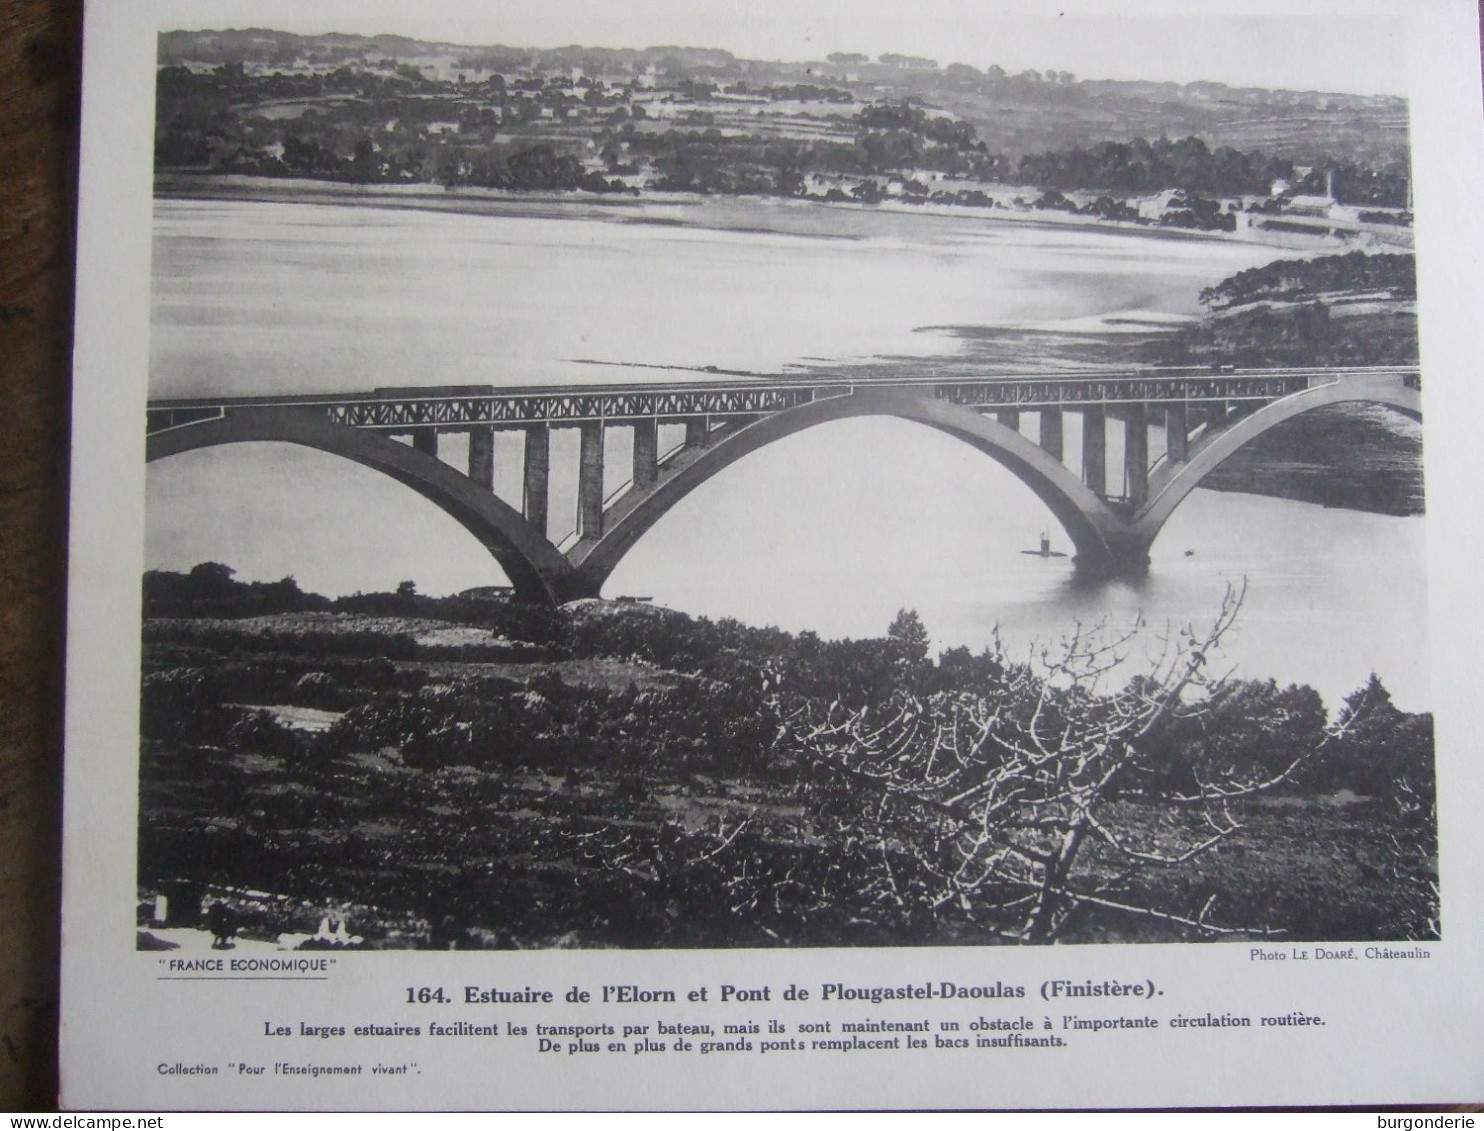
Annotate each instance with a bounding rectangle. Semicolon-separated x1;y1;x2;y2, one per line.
146;407;571;603
1132;375;1422;547
146;375;1422;606
567;388;1128;598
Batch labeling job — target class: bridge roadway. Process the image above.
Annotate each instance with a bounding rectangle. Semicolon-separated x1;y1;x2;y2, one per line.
145;366;1423;604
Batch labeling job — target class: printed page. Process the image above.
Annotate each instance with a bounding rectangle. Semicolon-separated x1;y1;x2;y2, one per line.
59;0;1484;1109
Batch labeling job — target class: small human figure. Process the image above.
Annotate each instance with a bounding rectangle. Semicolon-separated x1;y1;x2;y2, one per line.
207;901;238;949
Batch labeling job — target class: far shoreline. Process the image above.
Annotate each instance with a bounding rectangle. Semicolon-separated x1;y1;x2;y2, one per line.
153;171;1363;253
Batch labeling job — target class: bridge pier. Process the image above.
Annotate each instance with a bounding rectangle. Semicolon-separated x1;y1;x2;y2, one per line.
633;418;659;490
1165;404;1188;464
1124;405;1149;507
684;417;711;449
523;424;550;535
1075;530;1153;579
578;421;604;537
468;426;495;490
1081;407;1106;495
995;409;1020;431
412;428;439;458
1038;409;1064;461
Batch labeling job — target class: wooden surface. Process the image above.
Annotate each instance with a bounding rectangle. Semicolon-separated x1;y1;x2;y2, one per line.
0;0;1479;1114
0;0;79;1111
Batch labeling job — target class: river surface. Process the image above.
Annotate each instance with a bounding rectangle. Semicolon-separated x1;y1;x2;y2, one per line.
146;192;1429;711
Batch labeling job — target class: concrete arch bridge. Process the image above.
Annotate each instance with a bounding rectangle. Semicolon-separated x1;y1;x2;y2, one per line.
146;367;1421;605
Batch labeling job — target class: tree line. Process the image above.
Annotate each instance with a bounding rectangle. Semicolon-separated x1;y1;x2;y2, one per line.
1198;251;1416;309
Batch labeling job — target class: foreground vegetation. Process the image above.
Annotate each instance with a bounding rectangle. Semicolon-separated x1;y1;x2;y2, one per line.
139;569;1437;949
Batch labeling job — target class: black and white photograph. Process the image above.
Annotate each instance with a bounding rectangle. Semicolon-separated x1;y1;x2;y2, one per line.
51;0;1484;1111
132;7;1439;956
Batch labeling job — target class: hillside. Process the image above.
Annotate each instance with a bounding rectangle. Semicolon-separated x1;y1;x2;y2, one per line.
153;28;1408;210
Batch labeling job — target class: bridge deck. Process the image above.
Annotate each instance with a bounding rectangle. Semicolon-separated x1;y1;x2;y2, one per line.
146;366;1420;433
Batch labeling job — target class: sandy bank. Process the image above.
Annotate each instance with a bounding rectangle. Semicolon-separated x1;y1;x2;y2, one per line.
153;172;1358;251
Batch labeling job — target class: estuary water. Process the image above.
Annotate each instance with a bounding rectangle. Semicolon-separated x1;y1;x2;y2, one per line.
146;191;1428;711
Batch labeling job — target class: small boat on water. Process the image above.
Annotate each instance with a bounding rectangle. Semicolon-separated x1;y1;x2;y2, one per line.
1020;532;1068;559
